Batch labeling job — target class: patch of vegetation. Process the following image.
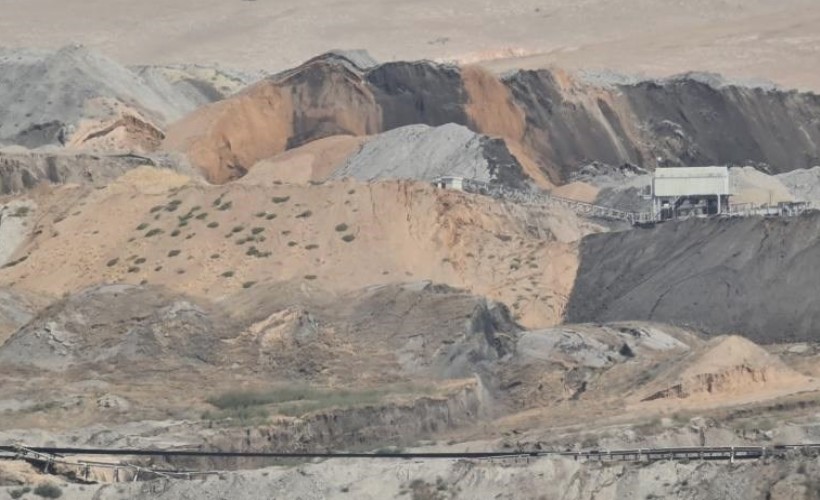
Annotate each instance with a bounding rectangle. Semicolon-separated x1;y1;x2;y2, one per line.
287;241;298;247
34;483;63;498
127;266;140;273
170;229;181;237
265;213;277;220
231;225;244;233
242;281;257;289
145;228;163;237
221;271;235;278
154;266;163;272
134;257;146;265
106;258;119;267
347;189;356;195
185;233;195;240
212;196;224;207
136;223;149;230
341;234;356;242
149;205;164;213
196;212;208;220
295;210;313;218
335;223;349;232
11;206;30;217
206;386;406;418
305;244;319;250
207;222;219;228
10;486;31;499
217;201;233;211
281;230;291;235
272;196;290;204
255;211;267;218
251;227;264;235
304;274;317;280
168;249;181;257
201;406;269;426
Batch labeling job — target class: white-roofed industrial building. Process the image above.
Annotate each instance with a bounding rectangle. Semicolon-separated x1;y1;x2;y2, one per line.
652;166;730;220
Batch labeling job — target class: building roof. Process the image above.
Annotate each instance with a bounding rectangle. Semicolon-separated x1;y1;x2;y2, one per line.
654;166;728;179
653;166;730;197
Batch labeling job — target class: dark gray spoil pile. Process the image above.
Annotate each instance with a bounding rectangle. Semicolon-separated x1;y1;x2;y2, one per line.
566;212;820;343
332;123;533;189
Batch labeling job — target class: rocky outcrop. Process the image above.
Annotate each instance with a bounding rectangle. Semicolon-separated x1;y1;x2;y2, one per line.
566;213;820;343
0;149;189;194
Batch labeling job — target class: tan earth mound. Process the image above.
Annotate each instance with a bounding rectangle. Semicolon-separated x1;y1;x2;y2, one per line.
0;169;602;328
164;58;380;183
551;181;599;204
243;135;368;186
639;336;816;407
730;166;794;206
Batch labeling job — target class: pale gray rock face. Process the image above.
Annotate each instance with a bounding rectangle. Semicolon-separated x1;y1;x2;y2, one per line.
332;123;533;189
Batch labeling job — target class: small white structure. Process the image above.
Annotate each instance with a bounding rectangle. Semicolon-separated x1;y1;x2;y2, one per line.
432;176;464;191
652;167;730;220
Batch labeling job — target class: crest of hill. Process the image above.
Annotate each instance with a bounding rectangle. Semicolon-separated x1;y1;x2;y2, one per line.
0;45;235;151
164;52;820;186
0;171;602;328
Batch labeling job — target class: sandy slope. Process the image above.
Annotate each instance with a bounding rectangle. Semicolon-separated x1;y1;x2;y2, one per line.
1;0;818;91
0;168;601;328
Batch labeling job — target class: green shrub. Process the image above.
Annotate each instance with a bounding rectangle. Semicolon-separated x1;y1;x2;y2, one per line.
136;223;149;230
272;196;290;204
287;241;298;247
212;196;223;207
210;253;220;259
334;223;348;232
246;246;260;257
305;244;318;250
242;281;257;289
295;210;312;218
154;266;163;272
168;249;181;257
145;228;163;237
149;205;164;213
134;257;146;265
185;233;195;240
347;189;356;195
171;229;181;237
207;222;219;228
265;213;277;220
255;211;267;218
196;212;208;220
127;266;140;273
251;227;264;235
217;201;233;211
221;271;235;278
232;225;244;233
341;234;355;242
304;274;317;280
10;487;31;499
106;258;119;267
168;199;182;206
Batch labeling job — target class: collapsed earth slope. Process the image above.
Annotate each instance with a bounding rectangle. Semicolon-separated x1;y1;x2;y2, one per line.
164;52;820;184
566;213;820;343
